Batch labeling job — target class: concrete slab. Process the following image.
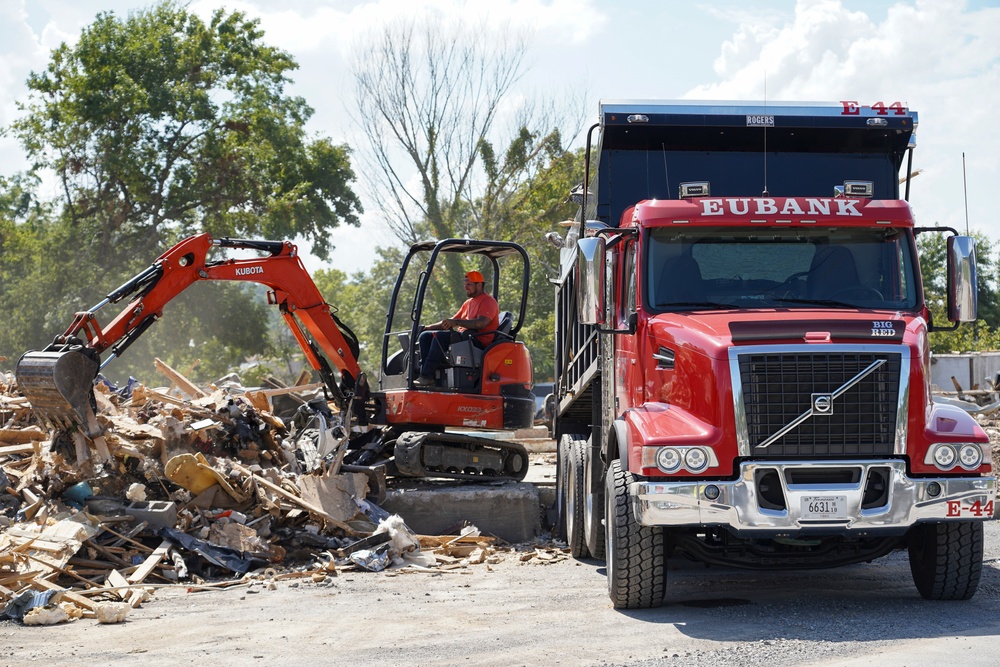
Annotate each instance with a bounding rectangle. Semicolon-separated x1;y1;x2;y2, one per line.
381;438;558;544
382;481;542;543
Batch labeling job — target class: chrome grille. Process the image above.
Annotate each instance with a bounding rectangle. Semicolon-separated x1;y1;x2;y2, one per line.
736;350;902;457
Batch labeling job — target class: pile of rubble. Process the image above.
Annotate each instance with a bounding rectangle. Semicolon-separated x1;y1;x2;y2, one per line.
0;359;548;627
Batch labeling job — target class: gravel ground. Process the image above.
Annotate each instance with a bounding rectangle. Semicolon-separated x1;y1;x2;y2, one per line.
4;519;1000;667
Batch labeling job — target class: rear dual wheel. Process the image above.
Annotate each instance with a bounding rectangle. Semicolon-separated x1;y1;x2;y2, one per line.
563;435;589;558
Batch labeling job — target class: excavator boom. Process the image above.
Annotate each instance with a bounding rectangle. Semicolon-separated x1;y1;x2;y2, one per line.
16;233;362;433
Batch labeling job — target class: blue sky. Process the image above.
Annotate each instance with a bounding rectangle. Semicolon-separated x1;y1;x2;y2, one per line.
2;0;999;274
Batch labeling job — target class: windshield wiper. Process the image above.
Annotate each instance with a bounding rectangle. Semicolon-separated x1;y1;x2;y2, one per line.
773;297;859;309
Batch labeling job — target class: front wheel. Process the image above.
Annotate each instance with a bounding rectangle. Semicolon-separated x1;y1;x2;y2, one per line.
605;459;665;609
908;521;983;600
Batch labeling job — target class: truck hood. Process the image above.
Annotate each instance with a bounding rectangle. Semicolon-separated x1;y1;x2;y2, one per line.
645;309;917;361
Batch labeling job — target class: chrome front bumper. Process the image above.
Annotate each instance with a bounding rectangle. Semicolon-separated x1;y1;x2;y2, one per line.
631;459;996;536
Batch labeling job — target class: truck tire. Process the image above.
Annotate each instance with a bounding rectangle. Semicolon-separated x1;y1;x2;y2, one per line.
554;436;570;541
908;520;983;600
565;437;589;558
583;442;606;562
605;459;665;609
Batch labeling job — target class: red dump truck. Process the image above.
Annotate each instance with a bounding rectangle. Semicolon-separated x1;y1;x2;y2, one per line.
553;100;994;608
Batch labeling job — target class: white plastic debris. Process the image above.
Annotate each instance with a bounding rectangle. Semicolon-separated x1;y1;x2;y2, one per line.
95;602;131;624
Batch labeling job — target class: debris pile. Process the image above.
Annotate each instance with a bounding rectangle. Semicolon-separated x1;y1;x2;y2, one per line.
0;360;512;626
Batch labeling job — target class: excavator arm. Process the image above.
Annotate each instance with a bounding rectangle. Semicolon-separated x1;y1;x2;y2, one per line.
16;233;363;433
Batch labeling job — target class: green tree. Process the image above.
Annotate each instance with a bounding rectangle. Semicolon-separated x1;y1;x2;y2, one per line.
11;1;362;261
2;2;365;384
917;229;1000;353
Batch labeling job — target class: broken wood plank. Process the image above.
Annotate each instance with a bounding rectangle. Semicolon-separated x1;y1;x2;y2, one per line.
231;463;362;536
19;552;99;589
154;357;208;398
104;522;150;550
71;431;90;465
0;443;36;457
0;430;45;448
126;539;171;607
29;578;99;611
254;383;324;398
106;569;130;601
0;570;43;587
126;540;170;586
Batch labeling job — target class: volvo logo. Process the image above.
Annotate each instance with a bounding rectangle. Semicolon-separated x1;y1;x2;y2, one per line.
812;393;833;414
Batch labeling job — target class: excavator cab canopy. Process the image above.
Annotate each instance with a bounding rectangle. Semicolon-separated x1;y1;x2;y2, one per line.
379;239;531;391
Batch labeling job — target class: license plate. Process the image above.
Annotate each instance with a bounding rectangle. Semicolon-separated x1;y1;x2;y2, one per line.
800;495;847;520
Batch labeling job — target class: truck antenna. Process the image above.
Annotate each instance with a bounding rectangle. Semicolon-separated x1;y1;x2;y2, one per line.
962;151;970;234
762;74;769;196
662;143;671;198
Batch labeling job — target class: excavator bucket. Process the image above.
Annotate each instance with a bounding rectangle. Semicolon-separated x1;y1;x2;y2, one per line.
15;348;100;433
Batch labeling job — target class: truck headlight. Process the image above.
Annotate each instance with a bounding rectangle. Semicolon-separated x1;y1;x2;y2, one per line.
959;444;984;469
684;447;709;473
932;444;957;469
656;448;682;473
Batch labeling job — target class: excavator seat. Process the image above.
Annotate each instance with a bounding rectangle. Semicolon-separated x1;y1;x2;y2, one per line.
444;311;513;390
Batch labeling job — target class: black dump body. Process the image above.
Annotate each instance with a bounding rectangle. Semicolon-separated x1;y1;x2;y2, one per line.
590;100;915;225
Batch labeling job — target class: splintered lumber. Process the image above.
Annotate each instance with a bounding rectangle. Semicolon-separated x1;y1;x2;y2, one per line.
19;552;99;589
0;428;46;446
0;570;44;588
106;569;131;601
154;357;208;399
0;443;38;457
254;383;324;398
127;540;170;586
231;463;362;536
126;540;171;607
30;578;99;612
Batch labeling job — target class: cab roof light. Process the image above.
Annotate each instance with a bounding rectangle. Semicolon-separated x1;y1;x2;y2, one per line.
679;181;710;199
844;181;874;197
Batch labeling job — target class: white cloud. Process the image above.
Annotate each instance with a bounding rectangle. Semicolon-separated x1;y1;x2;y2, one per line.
686;0;1000;236
3;0;998;272
193;0;605;57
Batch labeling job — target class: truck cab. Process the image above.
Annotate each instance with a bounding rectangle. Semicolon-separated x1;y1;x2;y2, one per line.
554;100;994;609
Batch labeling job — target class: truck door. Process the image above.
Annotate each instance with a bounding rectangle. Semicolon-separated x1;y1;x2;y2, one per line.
614;238;641;414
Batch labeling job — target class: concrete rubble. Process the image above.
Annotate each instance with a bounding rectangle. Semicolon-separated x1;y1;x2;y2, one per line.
0;359;559;626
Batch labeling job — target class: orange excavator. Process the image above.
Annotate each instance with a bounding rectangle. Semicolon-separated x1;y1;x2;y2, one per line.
358;238;535;480
15;233;534;481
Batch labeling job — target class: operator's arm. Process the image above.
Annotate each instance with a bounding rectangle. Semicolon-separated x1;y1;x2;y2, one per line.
441;315;490;330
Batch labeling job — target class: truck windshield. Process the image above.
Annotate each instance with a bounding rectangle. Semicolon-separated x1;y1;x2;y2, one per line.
645;227;919;312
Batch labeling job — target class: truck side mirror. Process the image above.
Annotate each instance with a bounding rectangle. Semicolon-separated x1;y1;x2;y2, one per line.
576;236;606;325
947;235;978;323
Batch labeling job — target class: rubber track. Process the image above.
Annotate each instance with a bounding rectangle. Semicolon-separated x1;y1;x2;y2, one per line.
394;431;529;482
908;520;983;600
606;459;665;609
